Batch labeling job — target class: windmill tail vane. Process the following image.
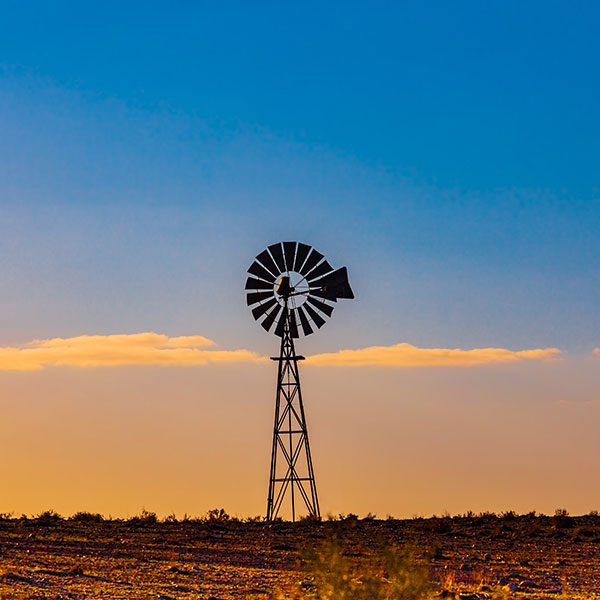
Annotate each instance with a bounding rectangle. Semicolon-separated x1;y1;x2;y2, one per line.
246;241;354;521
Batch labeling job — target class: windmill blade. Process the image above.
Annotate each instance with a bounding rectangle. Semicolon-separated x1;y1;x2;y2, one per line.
245;277;273;290
288;309;299;338
274;308;288;337
268;243;286;273
309;266;354;299
256;250;280;278
309;287;338;302
299;248;324;276
261;304;282;332
252;297;278;320
296;305;314;336
247;290;275;306
306;295;334;317
303;302;326;329
248;261;276;283
293;242;311;272
306;260;333;282
283;241;297;272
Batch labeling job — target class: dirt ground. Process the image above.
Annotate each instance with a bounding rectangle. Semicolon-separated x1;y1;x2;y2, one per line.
1;512;599;599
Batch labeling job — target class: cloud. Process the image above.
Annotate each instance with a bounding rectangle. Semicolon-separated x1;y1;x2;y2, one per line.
32;333;215;349
306;343;560;368
0;334;561;371
0;333;264;371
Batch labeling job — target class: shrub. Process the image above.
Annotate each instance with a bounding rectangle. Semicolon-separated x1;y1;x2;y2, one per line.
362;512;377;521
277;538;430;600
298;513;322;523
70;512;104;523
477;511;497;520
205;508;231;523
553;508;573;529
34;510;62;525
127;510;158;525
339;513;359;521
245;515;263;523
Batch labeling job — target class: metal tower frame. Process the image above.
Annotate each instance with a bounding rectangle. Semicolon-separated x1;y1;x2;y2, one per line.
266;301;320;521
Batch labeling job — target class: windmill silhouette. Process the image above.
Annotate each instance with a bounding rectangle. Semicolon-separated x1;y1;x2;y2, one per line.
246;242;354;521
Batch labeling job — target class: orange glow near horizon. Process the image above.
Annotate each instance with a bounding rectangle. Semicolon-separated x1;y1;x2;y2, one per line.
1;336;599;520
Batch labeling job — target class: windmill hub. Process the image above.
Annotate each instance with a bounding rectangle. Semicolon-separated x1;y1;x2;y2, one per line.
246;241;354;521
274;271;309;306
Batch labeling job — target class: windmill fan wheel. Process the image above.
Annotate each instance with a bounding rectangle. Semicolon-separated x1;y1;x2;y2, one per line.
245;241;354;338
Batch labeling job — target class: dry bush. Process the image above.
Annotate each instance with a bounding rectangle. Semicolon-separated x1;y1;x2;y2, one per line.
163;513;178;523
205;508;232;523
34;510;62;525
70;511;104;523
276;538;430;600
553;508;573;529
298;513;321;524
127;509;158;525
245;515;263;523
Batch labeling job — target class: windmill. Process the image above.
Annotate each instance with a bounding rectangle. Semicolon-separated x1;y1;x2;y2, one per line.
245;241;354;521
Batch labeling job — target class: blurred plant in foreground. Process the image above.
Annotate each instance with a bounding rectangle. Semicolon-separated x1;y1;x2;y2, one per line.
276;538;430;600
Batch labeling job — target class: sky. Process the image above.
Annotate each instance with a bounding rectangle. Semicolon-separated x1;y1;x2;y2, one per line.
1;1;600;519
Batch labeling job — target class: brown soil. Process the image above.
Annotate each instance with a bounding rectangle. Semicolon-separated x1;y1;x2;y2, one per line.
1;513;599;599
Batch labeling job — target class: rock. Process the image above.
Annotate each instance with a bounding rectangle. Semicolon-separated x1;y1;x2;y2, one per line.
438;590;460;599
68;564;84;576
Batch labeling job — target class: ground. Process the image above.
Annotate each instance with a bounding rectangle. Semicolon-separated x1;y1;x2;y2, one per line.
1;512;599;599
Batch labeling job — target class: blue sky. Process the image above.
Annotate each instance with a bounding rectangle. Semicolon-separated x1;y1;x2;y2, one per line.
3;1;599;193
1;0;600;517
2;0;600;355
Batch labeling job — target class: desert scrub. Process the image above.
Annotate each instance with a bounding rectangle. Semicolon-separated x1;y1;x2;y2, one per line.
69;511;104;523
127;509;158;525
33;510;62;525
276;538;431;600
